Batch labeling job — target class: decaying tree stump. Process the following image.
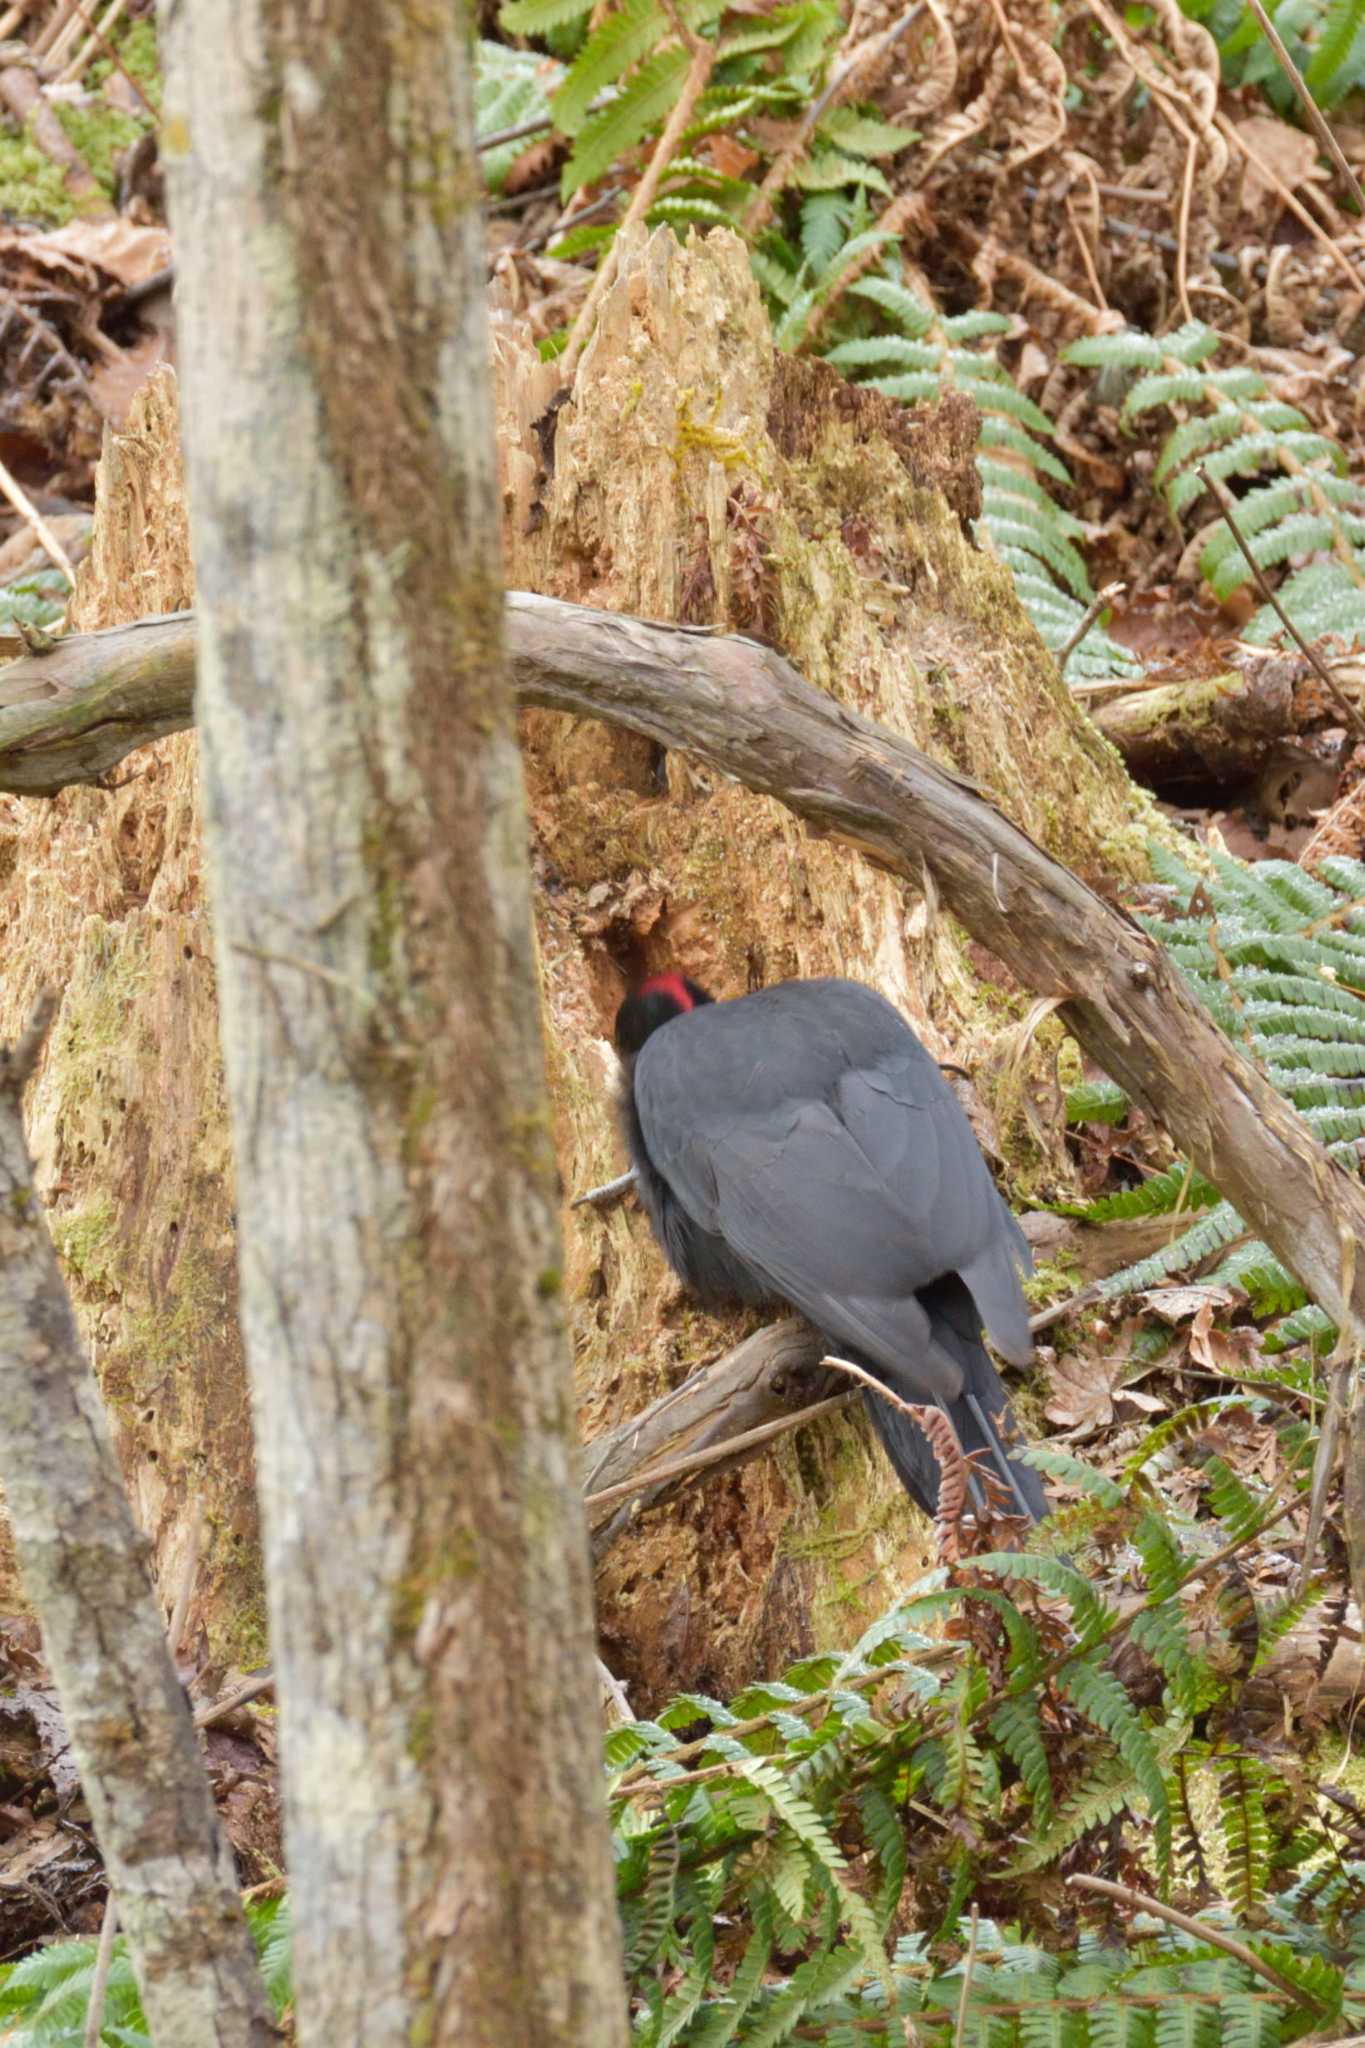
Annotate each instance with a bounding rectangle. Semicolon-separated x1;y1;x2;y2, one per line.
496;226;1158;1700
0;227;1171;1705
0;372;259;1673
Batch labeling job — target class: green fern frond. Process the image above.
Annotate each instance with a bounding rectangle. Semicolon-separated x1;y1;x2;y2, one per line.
790;147;892;192
1130;1603;1217;1718
976;1552;1120;1647
1263;1301;1337;1355
498;0;590;34
1304;0;1365;107
549;0;658;132
1201;1455;1269;1545
562;44;692;195
977;416;1073;482
815;107;918;155
1064;1159;1219;1223
1098;1200;1246;1297
1059;1662;1171;1869
1153;403;1311;487
990;1693;1055;1829
475;42;566;189
1066;320;1365;651
1066;1076;1131;1123
1004;1752;1145;1875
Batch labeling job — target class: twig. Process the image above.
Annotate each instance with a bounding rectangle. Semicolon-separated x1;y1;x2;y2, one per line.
477;111;555;154
1063;190;1109;314
0;454;75;589
478;94;613;156
560;23;714;379
1028;1281;1107;1336
822;1351;935;1427
523;185;624;256
1066;1875;1332;2015
1175;133;1197;326
1058;583;1126;673
486;178;560;216
808;0;926;130
1196;463;1365;746
1217;111;1365;298
597;1657;633;1724
32;0;76;56
166;1499;203;1661
1296;1357;1349;1598
0;292;93;400
571;1167;637;1209
230;938;374;1004
953;1905;980;2048
583;1392;850;1509
1241;0;1365;215
193;1669;275;1731
54;0;152;109
82;1896;118;2048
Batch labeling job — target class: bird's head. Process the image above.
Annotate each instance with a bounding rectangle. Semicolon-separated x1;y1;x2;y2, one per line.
615;973;714;1058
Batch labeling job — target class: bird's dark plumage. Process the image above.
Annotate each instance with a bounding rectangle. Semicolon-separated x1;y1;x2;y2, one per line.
615;974;1045;1521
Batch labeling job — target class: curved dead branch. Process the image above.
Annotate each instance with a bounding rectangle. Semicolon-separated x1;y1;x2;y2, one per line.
3;595;1365;1360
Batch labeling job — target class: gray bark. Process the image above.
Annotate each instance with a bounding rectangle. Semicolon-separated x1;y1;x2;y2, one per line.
158;4;627;2045
0;999;273;2046
7;599;1365;1358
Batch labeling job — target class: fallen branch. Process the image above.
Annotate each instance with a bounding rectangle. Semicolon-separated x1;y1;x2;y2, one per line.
1197;464;1365;748
582;1319;837;1548
1090;656;1344;786
5;599;1365;1364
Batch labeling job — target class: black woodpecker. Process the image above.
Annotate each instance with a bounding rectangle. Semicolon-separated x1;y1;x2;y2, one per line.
614;973;1046;1521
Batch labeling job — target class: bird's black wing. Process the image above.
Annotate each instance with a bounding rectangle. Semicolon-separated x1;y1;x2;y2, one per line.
633;993;1030;1400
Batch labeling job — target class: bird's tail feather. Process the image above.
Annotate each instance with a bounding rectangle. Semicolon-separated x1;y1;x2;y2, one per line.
859;1276;1047;1523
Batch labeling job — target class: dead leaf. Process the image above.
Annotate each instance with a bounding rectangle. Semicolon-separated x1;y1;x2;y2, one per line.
88;324;174;428
707;134;759;180
1142;1283;1240;1326
1188;1298;1265;1378
1237;115;1326;214
17;218;172;291
1044;1347;1129;1436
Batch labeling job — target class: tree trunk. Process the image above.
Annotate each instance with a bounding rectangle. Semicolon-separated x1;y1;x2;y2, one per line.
0;1002;273;2046
159;5;627;2045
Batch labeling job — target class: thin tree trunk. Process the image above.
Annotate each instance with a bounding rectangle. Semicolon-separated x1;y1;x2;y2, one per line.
0;999;273;2047
159;6;628;2046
